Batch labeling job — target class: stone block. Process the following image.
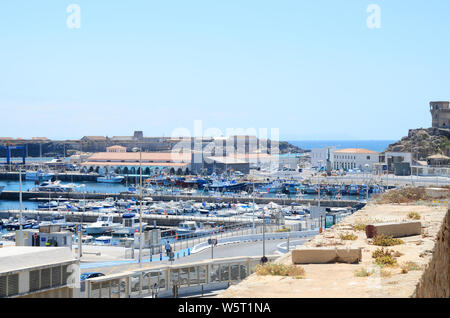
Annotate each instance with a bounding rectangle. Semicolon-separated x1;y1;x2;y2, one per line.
367;221;422;238
292;247;362;264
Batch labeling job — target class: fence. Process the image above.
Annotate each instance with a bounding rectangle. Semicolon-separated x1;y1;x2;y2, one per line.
83;255;279;298
123;222;306;260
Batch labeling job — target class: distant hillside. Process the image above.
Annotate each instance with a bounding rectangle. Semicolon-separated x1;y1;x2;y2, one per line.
278;141;305;154
384;128;450;160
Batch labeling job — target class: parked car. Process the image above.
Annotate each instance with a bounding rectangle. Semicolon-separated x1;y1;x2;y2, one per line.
81;272;105;281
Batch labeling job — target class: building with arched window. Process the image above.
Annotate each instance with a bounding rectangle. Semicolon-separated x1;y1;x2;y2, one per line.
80;151;191;175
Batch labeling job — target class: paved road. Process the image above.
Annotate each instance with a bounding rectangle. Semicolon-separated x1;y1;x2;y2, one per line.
81;238;308;276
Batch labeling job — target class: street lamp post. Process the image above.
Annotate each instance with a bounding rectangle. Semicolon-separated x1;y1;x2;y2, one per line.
133;147;144;266
262;211;266;261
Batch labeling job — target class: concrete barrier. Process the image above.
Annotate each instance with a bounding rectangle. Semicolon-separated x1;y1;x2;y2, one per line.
191;230;318;254
365;221;422;238
292;247;362;264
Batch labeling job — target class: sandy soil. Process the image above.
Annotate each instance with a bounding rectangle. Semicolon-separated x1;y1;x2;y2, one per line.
217;202;447;298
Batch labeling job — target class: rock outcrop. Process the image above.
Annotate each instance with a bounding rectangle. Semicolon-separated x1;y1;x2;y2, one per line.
385;128;450;159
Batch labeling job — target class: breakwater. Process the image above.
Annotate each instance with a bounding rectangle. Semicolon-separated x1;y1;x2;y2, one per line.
0;190;360;208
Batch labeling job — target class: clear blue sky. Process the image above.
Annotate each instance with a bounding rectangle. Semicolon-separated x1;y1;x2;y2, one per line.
1;0;449;140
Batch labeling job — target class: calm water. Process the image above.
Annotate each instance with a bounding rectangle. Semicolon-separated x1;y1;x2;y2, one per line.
0;180;129;193
289;140;396;152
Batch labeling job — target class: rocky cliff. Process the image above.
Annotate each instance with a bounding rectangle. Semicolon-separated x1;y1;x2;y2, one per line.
385;128;450;159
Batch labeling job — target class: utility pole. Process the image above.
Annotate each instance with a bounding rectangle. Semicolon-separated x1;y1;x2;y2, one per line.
77;224;82;259
18;167;23;246
252;182;255;234
139;148;143;266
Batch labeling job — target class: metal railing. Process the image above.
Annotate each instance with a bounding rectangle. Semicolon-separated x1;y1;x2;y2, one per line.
83;255;279;298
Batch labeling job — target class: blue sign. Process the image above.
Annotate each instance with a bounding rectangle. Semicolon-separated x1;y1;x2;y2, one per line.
41;237;46;242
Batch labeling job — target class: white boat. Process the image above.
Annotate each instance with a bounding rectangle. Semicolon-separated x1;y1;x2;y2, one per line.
74;234;94;244
94;236;112;245
25;170;54;182
34;180;77;192
175;221;210;236
97;173;124;183
84;215;121;235
112;213;148;236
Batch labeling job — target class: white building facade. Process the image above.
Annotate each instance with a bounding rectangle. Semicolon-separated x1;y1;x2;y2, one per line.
333;148;379;172
310;146;336;168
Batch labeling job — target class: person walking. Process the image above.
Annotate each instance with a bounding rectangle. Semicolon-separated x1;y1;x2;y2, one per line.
165;241;171;256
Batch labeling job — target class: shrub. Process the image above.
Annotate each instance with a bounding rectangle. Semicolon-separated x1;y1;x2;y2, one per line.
372;234;404;246
372;247;394;259
372;247;398;266
407;212;421;220
275;226;291;233
374;255;397;266
339;232;358;240
352;223;367;231
256;263;305;278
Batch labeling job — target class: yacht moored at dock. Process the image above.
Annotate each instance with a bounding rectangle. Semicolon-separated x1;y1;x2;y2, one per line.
25;170;54;182
97;173;125;183
83;214;121;235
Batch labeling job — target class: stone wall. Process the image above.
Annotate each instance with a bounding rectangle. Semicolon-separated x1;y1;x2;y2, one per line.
413;208;449;298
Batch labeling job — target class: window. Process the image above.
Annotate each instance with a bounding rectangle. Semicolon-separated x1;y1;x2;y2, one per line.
367;156;370;160
0;276;6;297
52;266;62;287
30;270;40;291
41;268;51;289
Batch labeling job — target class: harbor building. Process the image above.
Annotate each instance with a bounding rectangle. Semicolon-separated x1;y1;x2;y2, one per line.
190;151;250;174
106;145;126;153
18;225;74;249
0;246;79;298
311;146;336;168
81;151;191;175
430;101;450;128
332;148;379;172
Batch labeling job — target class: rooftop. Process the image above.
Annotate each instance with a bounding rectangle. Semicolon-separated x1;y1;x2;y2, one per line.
334;148;379;154
0;246;76;275
86;151;191;163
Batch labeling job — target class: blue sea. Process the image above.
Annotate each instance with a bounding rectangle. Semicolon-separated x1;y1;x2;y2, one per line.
288;140;396;153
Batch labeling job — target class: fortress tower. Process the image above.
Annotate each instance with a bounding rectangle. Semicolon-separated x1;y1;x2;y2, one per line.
430;101;450;128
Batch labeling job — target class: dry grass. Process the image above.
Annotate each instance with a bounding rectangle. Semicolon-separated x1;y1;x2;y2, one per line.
380;269;392;277
400;261;423;274
352;223;367;231
256;263;305;278
374;187;429;204
371;234;404;246
407;212;421;220
354;268;374;277
339;232;358;240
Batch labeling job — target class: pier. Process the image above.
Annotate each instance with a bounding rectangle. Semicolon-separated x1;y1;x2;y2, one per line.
0;209;264;226
0;190;360;208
